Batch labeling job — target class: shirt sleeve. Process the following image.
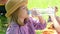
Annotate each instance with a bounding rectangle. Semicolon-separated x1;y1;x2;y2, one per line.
29;17;46;30
6;23;19;34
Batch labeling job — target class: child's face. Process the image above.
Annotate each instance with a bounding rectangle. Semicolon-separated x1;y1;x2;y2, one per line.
18;5;28;18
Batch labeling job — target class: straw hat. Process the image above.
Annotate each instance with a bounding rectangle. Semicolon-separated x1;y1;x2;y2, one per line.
5;0;28;17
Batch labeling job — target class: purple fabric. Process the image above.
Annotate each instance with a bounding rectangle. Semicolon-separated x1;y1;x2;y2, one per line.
29;17;46;30
6;17;46;34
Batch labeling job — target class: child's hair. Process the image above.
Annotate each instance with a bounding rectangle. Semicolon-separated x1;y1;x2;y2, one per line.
8;8;25;26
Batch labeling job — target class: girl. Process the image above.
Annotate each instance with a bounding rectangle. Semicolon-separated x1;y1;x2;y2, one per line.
5;0;46;34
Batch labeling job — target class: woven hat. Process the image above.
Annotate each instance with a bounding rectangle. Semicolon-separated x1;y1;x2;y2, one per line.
5;0;28;17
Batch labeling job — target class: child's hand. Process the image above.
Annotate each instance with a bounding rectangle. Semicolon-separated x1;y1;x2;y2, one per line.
31;8;43;16
38;16;46;24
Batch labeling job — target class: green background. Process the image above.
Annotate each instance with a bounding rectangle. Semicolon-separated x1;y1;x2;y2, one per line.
0;0;60;34
28;0;60;16
28;0;60;22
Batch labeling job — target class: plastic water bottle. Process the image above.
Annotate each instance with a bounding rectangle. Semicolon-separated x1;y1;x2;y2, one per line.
31;8;55;16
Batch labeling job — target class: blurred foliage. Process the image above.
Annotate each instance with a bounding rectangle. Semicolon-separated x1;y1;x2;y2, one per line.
0;0;60;34
0;15;7;34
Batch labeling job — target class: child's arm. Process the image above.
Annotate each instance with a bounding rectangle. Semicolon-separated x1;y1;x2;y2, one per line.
30;17;46;30
38;16;46;24
50;15;60;32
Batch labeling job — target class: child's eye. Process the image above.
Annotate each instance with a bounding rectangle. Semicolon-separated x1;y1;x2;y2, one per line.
20;6;25;9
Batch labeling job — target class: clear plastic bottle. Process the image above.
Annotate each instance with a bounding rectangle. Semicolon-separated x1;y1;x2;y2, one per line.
31;8;55;16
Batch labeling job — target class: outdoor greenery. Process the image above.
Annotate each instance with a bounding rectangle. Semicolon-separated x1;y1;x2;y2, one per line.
0;0;60;34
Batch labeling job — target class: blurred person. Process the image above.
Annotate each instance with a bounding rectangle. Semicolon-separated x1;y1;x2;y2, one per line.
49;6;60;34
5;0;46;34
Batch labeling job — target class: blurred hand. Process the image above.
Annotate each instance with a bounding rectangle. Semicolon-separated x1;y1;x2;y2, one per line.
38;16;46;24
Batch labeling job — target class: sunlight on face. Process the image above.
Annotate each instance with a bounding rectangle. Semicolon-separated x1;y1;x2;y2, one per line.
18;5;28;18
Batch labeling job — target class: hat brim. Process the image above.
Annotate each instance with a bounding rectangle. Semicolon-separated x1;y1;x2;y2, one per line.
5;1;28;17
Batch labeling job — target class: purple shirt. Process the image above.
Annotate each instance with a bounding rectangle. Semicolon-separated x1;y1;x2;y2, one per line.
6;17;46;34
